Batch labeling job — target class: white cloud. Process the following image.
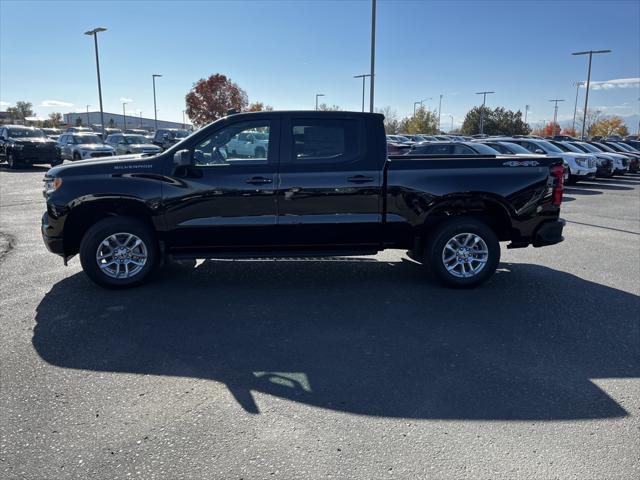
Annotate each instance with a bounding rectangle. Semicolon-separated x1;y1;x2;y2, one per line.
120;97;133;103
581;78;640;90
40;99;73;108
0;101;10;107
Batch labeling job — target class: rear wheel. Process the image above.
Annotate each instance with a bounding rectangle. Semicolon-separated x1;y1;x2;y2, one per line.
425;217;500;288
79;217;159;289
73;152;81;161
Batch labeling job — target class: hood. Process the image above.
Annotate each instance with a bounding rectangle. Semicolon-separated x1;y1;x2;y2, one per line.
46;153;160;178
9;136;55;145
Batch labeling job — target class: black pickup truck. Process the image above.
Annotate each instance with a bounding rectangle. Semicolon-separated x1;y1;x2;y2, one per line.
41;111;565;288
1;125;62;169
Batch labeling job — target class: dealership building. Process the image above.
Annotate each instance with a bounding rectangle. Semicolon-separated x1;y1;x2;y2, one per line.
63;111;188;131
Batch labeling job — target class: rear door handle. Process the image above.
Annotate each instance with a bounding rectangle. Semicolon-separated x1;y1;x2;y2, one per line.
347;175;374;183
245;176;272;185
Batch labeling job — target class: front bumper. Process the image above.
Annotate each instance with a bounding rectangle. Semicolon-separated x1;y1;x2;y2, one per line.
41;212;65;256
533;218;565;247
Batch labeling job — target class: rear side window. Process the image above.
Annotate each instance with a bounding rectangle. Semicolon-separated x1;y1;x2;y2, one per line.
453;144;475;155
413;144;452;154
291;119;362;164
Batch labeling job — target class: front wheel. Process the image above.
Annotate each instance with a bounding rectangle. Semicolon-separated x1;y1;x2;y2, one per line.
7;153;21;169
425;217;500;288
79;217;159;289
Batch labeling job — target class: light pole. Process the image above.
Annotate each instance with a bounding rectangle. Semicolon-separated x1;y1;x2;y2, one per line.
152;74;162;131
524;104;529;125
182;110;186;129
475;91;495;134
413;102;421;115
549;99;565;136
122;101;128;130
139;111;143;128
572;49;611;139
86;104;91;126
572;81;584;134
413;98;431;115
354;74;371;112
315;93;325;110
369;0;376;112
449;114;454;132
84;27;107;141
438;94;443;132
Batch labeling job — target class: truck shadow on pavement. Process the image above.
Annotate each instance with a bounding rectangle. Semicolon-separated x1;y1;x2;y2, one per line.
33;260;639;420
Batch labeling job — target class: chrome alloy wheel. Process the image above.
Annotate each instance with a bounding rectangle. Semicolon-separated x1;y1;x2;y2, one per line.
442;232;489;278
96;232;148;279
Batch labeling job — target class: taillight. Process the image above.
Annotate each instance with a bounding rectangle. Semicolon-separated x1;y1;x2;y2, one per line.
550;164;564;206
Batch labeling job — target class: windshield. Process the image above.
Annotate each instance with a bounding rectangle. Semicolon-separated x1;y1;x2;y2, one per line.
613;142;633;152
574;142;598;153
499;142;530;154
592;142;615;153
534;140;563;153
75;135;101;144
125;136;150;144
558;142;584;153
8;128;44;138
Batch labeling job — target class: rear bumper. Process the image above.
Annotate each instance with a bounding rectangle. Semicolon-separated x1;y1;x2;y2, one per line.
41;212;65;256
533;218;565;247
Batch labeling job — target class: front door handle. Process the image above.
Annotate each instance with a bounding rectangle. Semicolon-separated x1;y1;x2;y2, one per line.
347;175;374;184
245;176;272;185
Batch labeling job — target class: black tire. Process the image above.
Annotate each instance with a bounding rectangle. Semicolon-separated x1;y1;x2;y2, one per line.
425;217;500;288
566;172;578;185
255;147;266;158
50;159;63;167
79;217;159;289
73;152;81;161
7;153;21;169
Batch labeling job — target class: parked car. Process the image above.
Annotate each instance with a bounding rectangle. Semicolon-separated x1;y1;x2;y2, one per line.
549;141;614;178
0;125;61;169
226;130;269;158
408;141;501;155
567;141;626;176
124;129;149;135
507;138;596;184
41;111;565;289
152;128;190;150
57;133;116;160
105;133;162;156
41;128;63;141
603;142;640;172
586;142;631;174
477;140;569;179
620;139;640;150
386;141;411;155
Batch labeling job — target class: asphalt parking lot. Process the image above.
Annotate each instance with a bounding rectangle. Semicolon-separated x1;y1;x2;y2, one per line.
1;165;639;479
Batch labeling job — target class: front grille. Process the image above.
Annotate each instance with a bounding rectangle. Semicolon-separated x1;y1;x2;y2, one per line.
588;158;596;168
90;152;113;158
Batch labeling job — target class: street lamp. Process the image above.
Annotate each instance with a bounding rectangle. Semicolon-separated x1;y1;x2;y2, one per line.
353;74;371;112
572;49;611;139
182;110;186;129
524;104;529;125
315;93;325;110
85;104;91;126
152;74;162;131
572;81;584;134
122;101;129;130
549;99;565;136
413;98;431;115
475;91;495;134
84;27;107;141
437;94;443;132
449;114;454;132
369;0;376;112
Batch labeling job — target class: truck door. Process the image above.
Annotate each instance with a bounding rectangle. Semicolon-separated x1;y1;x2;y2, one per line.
162;117;280;251
275;114;384;249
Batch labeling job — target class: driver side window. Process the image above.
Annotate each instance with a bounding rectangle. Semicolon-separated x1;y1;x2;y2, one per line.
193;121;270;167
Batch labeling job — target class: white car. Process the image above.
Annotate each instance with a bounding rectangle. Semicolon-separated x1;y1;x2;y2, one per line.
57;133;115;160
105;133;162;156
226;131;269;158
508;138;596;184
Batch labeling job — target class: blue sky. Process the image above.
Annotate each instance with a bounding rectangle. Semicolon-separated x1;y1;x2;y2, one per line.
1;0;639;130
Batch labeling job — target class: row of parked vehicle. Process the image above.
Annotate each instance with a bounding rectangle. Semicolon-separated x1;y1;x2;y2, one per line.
0;124;191;168
386;134;640;183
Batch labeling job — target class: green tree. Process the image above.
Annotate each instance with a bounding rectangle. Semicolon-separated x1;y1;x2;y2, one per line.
48;112;62;127
6;101;34;121
317;103;341;111
246;101;274;112
109;118;116;128
589;116;629;137
75;117;83;126
400;106;438;134
460;106;530;136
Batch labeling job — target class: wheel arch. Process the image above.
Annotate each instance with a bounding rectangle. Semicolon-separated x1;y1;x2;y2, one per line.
63;198;157;256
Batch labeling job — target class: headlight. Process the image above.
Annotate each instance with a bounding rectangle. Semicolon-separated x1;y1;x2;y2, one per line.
13;143;24;150
575;158;586;167
43;177;62;196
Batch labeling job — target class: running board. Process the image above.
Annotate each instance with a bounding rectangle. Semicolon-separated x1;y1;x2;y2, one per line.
168;249;379;261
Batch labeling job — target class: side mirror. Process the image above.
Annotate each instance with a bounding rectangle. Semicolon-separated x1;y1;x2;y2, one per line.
173;149;192;167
